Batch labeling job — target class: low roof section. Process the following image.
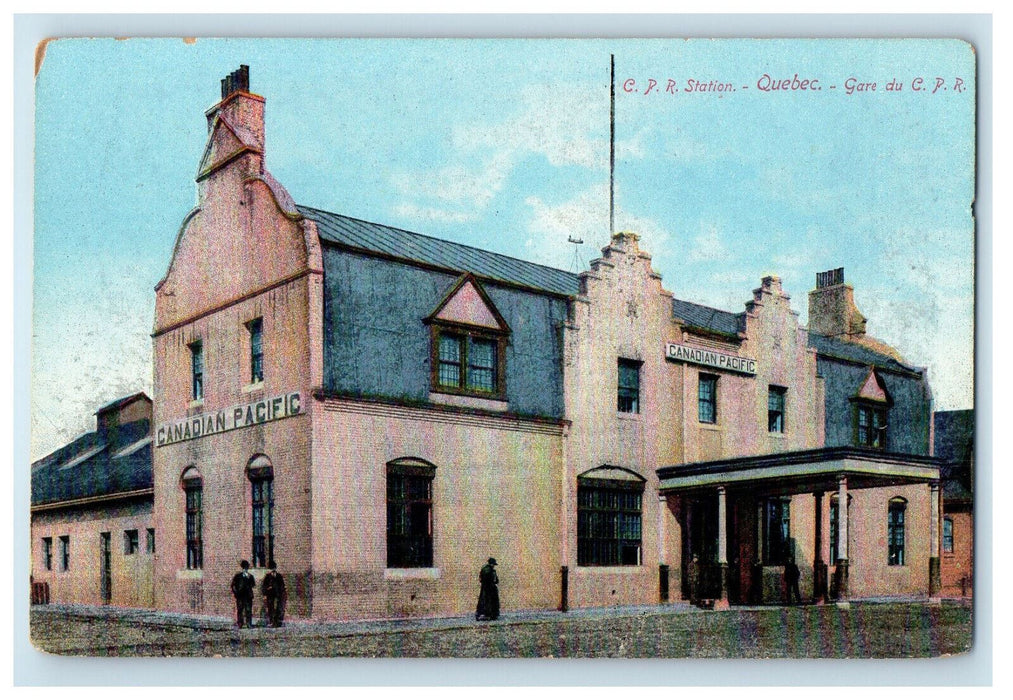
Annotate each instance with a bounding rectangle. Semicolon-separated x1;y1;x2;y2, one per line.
657;446;939;497
32;396;153;511
934;409;974;505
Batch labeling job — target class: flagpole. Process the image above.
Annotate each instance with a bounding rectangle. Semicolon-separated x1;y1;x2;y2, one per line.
610;53;615;236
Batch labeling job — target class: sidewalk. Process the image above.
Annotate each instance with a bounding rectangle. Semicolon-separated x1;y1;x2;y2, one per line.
31;595;948;639
33;600;701;637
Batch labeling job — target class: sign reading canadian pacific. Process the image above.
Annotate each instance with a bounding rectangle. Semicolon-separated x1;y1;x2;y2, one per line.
156;392;302;447
665;343;757;375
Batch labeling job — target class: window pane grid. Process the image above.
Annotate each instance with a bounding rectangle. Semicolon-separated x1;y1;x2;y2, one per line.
438;334;462;387
617;360;640;413
888;500;906;565
699;375;717;423
577;481;642;566
190;342;204;400
467;338;496;391
249;319;263;383
387;471;433;568
185;484;203;569
768;386;785;433
943;518;954;553
251;477;274;568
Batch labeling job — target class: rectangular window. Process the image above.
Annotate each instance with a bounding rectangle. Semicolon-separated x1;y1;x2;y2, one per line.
857;404;888;448
146;528;156;554
943;517;954;553
617;359;641;413
577;479;644;566
190;341;204;400
888;499;906;565
387;464;435;568
768;386;786;433
763;498;791;565
42;537;53;571
251;476;275;568
59;535;70;571
248;318;264;384
124;529;139;555
437;333;463;388
433;329;503;396
184;481;203;569
467;337;497;392
698;374;718;424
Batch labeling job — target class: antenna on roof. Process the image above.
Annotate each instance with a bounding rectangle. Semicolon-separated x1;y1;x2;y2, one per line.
568;236;585;273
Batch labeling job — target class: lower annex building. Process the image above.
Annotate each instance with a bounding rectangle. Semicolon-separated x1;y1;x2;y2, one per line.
33;66;965;620
31;393;154;608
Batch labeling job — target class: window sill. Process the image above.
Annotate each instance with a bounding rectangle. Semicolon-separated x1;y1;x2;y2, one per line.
768;432;786;438
176;569;204;580
429;391;508;412
574;565;646;574
385;567;440;580
188;398;205;410
242;381;265;394
699;423;722;431
616;411;641;421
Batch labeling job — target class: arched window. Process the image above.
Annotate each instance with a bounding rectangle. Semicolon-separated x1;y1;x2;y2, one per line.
181;467;203;570
386;458;436;568
888;497;907;566
247;455;274;568
577;467;645;566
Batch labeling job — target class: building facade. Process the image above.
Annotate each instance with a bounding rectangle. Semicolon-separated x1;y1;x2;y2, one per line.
145;67;946;621
31;393;155;607
935;410;974;597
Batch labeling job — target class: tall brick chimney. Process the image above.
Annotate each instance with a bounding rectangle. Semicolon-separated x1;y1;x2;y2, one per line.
196;65;266;195
808;267;867;339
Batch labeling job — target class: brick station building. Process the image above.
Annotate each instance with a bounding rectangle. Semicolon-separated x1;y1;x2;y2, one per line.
141;67;953;621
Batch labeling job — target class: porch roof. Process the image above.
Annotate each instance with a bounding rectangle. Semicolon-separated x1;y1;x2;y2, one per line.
656;447;939;495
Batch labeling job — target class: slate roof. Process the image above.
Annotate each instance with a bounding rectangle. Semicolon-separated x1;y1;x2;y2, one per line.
31;418;153;507
807;332;922;375
299;205;582;297
934;409;974;502
671;299;742;337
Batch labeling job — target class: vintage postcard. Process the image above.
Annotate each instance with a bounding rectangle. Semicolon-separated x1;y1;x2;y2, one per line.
28;36;975;661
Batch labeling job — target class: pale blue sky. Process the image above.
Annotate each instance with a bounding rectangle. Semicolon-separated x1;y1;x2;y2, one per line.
31;37;975;459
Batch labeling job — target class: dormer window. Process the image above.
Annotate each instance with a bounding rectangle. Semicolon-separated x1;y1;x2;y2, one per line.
426;274;510;401
433;328;503;396
851;369;892;449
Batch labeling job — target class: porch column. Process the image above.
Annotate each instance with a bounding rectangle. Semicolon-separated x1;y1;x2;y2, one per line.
835;475;850;607
715;485;730;609
929;481;942;600
813;491;826;604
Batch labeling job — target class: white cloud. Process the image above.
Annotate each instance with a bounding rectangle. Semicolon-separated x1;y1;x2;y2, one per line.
522;184;669;271
392;202;479;224
393;84;648;224
687;223;728;263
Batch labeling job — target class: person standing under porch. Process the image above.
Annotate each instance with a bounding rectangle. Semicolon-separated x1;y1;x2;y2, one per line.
784;557;802;605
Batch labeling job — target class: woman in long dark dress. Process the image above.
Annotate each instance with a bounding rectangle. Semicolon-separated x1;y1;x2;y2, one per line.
475;557;499;620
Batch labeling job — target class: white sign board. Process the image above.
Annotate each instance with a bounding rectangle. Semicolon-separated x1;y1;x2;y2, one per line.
156;392;302;447
665;343;756;375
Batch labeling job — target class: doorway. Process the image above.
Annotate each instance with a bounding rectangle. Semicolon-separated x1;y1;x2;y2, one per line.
100;532;111;604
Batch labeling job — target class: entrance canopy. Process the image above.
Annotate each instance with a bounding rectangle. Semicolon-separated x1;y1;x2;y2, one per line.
657;446;939;497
